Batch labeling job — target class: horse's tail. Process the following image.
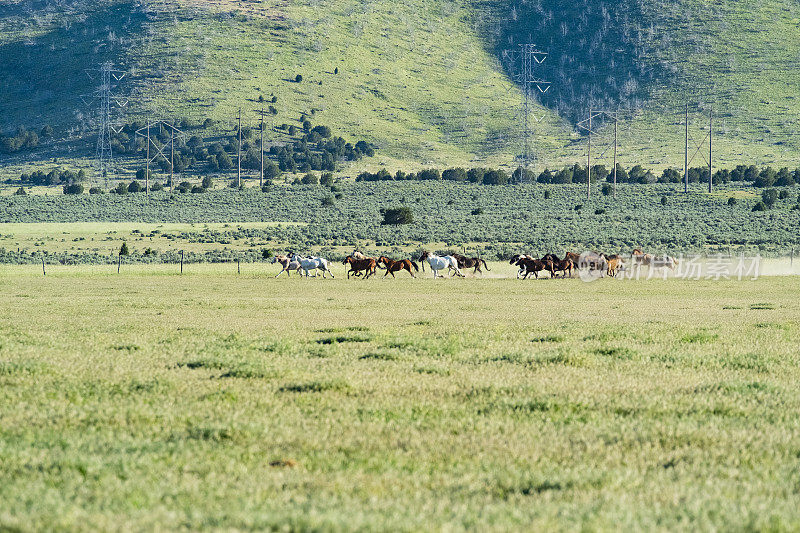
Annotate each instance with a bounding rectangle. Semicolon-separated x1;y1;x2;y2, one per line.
410;261;419;272
481;259;491;271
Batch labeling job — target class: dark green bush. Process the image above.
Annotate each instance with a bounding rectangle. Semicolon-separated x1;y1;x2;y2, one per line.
63;183;83;195
761;188;778;208
381;207;414;225
301;173;318;185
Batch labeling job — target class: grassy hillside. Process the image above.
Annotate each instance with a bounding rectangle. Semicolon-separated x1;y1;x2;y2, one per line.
2;0;800;178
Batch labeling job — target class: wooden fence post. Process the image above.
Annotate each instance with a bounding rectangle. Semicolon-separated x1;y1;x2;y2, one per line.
41;257;46;276
117;255;121;274
180;251;184;274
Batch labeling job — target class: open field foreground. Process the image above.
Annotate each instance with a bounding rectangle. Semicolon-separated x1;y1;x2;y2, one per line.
2;267;800;530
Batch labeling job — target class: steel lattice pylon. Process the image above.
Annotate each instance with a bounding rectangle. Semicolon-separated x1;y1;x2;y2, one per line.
502;44;550;179
83;62;127;184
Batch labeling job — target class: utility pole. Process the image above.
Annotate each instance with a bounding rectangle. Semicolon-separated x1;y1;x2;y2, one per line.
260;105;265;188
684;103;689;194
145;121;150;195
587;110;592;200
237;108;242;188
612;113;618;198
708;107;713;194
135;121;185;192
170;129;175;191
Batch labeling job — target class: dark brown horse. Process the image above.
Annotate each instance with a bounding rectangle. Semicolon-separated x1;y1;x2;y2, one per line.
550;258;574;278
514;257;554;279
378;256;419;278
342;256;377;279
451;253;491;275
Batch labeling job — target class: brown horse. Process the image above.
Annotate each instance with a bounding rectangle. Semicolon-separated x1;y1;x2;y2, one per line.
606;256;624;277
514;257;554;279
342;256;377;279
550;258;574;278
272;254;302;278
451;253;491;275
378;256;419;278
537;253;577;278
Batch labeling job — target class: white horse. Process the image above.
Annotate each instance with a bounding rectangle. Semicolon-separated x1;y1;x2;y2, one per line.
630;249;678;278
418;251;463;278
291;254;335;278
272;254;302;278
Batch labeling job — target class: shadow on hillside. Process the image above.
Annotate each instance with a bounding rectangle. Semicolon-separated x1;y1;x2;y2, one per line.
0;1;146;134
475;0;669;129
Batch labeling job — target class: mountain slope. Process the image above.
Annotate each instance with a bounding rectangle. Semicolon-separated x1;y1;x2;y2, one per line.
1;0;800;177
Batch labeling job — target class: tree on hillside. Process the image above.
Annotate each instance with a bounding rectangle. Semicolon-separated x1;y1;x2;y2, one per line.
755;167;777;187
761;188;778;208
482;169;509;185
381;207;414;225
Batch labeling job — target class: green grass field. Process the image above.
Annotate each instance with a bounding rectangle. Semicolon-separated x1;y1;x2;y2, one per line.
2;264;800;530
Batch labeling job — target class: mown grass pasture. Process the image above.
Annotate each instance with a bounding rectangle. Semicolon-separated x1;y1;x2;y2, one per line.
1;265;800;530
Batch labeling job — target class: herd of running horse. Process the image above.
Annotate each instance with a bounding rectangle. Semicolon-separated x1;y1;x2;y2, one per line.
271;249;677;279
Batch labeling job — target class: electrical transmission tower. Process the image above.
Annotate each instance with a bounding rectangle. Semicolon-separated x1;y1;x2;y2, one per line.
502;44;550;179
577;109;620;200
135;120;186;195
83;62;127;184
